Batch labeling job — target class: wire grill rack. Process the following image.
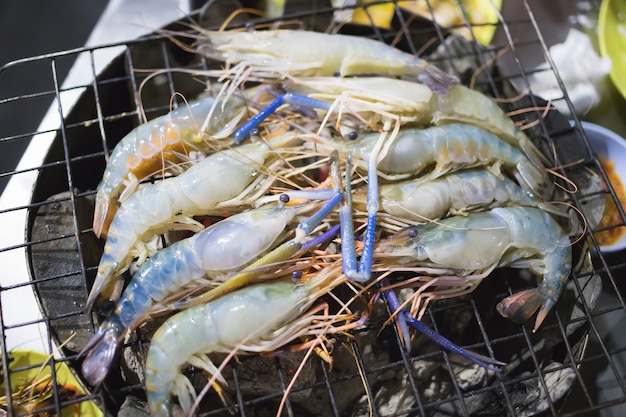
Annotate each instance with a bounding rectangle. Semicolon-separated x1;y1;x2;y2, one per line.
1;0;625;416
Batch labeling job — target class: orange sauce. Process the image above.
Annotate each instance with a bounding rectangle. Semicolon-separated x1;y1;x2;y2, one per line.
595;158;626;246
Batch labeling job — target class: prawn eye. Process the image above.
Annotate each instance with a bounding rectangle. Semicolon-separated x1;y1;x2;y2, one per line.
291;270;303;281
408;227;418;239
250;128;260;137
279;193;290;204
347;131;358;141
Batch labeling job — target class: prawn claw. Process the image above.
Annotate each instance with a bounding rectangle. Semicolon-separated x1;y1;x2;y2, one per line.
381;278;503;372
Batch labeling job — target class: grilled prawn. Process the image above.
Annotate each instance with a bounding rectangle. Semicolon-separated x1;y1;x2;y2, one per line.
196;29;458;93
355;168;554;223
321;123;550;200
94;94;247;238
376;206;572;331
144;266;351;417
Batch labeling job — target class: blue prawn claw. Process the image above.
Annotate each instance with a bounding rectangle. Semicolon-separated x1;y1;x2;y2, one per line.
234;92;331;144
381;278;504;372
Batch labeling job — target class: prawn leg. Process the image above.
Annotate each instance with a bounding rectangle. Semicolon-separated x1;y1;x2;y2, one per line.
234;92;332;144
339;147;504;371
340;121;396;282
380;277;504;371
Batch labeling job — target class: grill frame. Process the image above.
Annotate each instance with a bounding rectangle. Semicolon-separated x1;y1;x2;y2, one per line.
1;1;625;416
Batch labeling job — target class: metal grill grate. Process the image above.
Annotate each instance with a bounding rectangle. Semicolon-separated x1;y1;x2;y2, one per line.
1;0;625;416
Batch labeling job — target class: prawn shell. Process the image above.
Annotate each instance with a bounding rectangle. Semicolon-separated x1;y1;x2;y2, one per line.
199;29;457;88
404;213;511;272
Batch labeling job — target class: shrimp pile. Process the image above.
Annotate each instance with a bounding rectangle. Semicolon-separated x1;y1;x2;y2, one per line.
81;28;575;416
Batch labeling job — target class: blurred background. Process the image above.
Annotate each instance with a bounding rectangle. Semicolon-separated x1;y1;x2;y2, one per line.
0;1;109;194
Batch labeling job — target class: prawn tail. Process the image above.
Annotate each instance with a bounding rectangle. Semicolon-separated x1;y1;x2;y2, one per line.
80;320;122;386
496;287;555;332
93;195;117;239
515;156;554;201
87;264;123;312
537;201;570;219
417;61;460;95
173;374;197;416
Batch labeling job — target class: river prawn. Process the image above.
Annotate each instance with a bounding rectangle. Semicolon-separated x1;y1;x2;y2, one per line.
193;29;459;94
88;133;299;309
93;93;248;239
375;206;572;331
144;264;355;417
81;200;331;387
315;123;551;201
354;168;558;224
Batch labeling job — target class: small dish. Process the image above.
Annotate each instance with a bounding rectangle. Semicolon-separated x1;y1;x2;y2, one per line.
578;121;626;252
598;0;626;99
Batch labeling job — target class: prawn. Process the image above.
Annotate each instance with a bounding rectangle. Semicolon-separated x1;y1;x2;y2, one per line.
318;123;551;201
194;29;458;94
80;201;329;386
94;93;247;238
87;133;298;309
355;168;562;224
144;265;353;417
375;206;572;331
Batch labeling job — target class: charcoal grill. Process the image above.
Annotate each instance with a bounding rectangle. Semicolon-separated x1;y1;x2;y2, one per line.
1;0;625;416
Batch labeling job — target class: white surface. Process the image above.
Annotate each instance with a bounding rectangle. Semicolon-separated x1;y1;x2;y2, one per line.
525;28;612;117
0;0;190;354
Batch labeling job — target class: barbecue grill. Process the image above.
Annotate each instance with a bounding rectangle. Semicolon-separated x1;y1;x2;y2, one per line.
1;0;625;416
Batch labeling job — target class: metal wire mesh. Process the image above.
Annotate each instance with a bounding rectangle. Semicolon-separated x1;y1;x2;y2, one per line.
0;0;625;416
